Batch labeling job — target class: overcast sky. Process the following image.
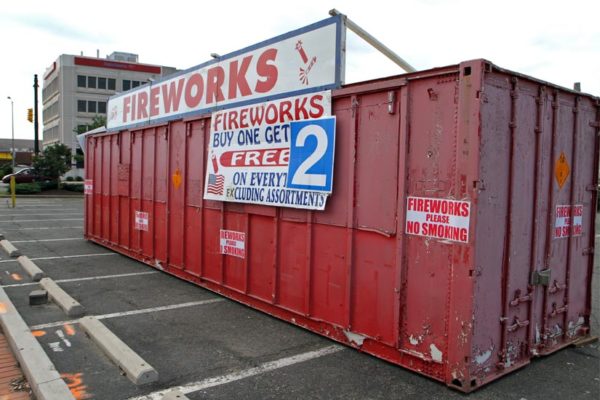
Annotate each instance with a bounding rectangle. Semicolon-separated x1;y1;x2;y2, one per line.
1;0;598;140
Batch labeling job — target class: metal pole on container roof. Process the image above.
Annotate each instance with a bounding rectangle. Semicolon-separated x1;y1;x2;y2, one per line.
329;8;417;73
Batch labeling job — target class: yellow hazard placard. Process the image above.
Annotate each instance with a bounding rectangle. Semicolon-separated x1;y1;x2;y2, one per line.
555;152;570;189
172;168;182;190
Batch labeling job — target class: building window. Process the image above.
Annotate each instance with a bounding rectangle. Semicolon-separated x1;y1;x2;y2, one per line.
108;78;116;90
87;76;96;89
122;80;131;91
132;80;141;88
98;77;107;89
77;100;107;114
77;75;86;88
43;126;59;142
43;77;59;101
43;101;59;124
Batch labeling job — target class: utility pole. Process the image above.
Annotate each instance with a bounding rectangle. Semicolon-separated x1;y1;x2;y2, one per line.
7;96;15;171
33;74;40;155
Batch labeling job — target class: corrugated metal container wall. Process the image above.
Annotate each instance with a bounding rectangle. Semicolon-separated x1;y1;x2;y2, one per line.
85;59;599;391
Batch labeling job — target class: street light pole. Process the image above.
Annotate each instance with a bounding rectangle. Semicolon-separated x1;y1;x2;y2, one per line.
6;96;15;171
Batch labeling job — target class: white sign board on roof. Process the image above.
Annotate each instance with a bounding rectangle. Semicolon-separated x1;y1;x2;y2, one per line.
106;16;344;131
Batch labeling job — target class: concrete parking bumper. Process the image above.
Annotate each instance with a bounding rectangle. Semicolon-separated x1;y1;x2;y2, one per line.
80;316;159;385
0;239;21;257
17;255;45;281
40;278;85;317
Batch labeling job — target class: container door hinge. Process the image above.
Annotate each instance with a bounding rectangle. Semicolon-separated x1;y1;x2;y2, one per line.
387;91;397;114
586;183;600;192
583;247;594;256
531;269;551;286
351;96;360;118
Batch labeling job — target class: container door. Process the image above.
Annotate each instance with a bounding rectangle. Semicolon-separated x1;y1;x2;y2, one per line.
535;92;598;354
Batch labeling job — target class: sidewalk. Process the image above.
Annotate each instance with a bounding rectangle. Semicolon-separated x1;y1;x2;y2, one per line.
0;330;30;399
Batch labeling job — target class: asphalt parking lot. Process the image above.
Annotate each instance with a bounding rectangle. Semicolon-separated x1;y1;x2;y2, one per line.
0;197;598;400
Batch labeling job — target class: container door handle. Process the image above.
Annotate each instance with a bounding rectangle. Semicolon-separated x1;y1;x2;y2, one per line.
549;303;568;318
509;289;532;307
547;280;566;294
505;317;530;332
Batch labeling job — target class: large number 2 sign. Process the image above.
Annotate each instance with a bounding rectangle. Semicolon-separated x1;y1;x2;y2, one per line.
287;117;336;193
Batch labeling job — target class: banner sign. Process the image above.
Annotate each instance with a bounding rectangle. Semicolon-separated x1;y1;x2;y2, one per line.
107;16;343;131
405;196;471;244
203;91;335;210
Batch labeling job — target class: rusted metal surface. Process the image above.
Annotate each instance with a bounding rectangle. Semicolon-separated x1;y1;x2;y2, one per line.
85;60;599;392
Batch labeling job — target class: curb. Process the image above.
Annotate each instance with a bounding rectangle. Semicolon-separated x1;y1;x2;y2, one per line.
80;316;158;385
0;286;75;400
17;256;45;281
0;239;20;257
40;278;85;317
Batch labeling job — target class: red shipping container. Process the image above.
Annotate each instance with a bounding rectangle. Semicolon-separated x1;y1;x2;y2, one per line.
85;59;599;391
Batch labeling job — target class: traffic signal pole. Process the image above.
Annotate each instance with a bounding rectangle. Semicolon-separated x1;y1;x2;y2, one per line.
33;74;39;155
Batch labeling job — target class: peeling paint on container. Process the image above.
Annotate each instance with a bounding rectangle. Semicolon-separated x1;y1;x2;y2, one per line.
409;335;420;346
344;331;366;347
475;348;493;365
430;344;443;363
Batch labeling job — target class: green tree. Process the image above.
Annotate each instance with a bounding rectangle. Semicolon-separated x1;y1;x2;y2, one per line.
73;115;106;135
33;143;72;182
73;115;106;167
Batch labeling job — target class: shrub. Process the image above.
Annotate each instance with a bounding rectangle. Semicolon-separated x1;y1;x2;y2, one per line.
8;183;41;194
39;181;58;191
66;176;74;182
75;176;84;181
63;184;84;193
0;164;13;177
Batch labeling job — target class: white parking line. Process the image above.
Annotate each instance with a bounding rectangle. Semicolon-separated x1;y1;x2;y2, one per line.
0;213;82;218
29;298;225;330
0;218;83;223
2;271;158;288
0;226;83;231
0;211;82;215
0;253;117;263
128;345;344;400
0;208;82;211
10;238;84;243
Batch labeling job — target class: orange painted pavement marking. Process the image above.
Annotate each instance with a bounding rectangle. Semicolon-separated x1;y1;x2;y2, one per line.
61;372;92;400
64;324;76;336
